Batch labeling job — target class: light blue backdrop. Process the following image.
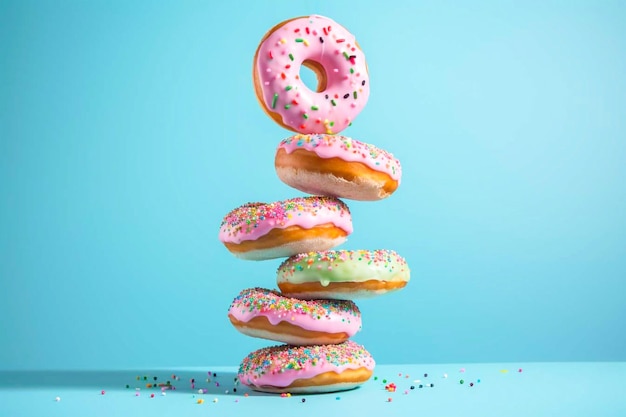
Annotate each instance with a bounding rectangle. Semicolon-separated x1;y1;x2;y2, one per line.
1;0;625;370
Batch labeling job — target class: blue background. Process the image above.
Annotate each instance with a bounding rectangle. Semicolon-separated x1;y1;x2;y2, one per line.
1;0;625;370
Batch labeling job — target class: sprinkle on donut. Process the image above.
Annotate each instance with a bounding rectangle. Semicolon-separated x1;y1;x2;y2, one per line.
254;15;370;134
279;249;409;277
238;340;375;381
228;287;362;345
276;249;410;299
279;134;402;181
218;196;352;244
229;287;360;322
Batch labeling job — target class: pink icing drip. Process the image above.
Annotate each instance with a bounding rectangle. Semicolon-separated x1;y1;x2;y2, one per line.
238;341;375;388
228;303;361;337
243;361;374;388
256;15;369;134
278;134;402;181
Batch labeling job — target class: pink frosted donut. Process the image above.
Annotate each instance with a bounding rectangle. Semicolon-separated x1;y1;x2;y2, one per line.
227;287;361;345
238;340;375;394
254;15;369;134
218;196;353;260
275;134;402;201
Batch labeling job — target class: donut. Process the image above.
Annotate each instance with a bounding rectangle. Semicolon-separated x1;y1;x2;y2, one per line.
227;287;361;345
218;196;352;260
275;134;402;201
276;249;410;300
253;15;369;134
238;340;375;394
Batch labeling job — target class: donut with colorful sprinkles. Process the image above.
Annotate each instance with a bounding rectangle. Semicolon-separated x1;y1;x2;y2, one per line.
275;134;402;201
227;287;361;345
277;249;410;300
238;340;375;394
218;196;352;260
253;15;369;134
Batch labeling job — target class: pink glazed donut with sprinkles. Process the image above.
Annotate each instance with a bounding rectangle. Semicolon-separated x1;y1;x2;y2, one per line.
218;196;353;261
275;134;402;201
238;340;375;394
227;287;361;345
254;15;369;134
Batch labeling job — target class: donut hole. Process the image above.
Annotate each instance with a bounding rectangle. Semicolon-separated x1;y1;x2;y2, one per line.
301;60;327;93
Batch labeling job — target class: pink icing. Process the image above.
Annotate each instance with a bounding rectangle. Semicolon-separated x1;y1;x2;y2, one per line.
255;15;369;134
227;288;361;336
218;196;352;244
278;134;402;181
238;341;375;388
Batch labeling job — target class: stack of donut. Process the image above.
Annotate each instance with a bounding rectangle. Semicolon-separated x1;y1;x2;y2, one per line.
218;15;410;395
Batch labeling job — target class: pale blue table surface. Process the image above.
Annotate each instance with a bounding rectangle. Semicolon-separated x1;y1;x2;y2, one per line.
1;362;625;417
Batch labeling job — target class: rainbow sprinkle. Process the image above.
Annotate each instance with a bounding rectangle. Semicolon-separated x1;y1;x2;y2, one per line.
279;134;402;178
219;196;351;238
278;249;408;277
239;340;373;378
229;287;360;320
